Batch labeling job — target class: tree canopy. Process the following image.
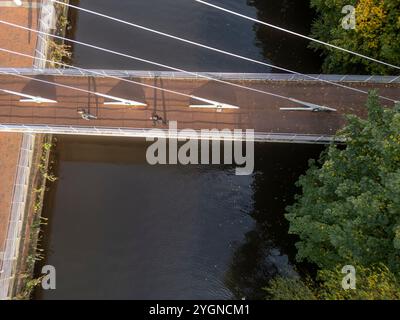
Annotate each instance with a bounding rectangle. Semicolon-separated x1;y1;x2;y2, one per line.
310;0;400;75
265;93;400;299
266;264;400;300
285;92;400;273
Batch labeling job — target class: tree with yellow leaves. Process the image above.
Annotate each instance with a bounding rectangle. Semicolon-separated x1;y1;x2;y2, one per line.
310;0;400;75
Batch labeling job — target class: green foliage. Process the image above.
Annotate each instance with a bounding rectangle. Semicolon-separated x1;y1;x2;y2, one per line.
14;276;43;300
48;40;71;67
266;264;400;300
285;92;400;273
318;264;400;300
43;142;52;151
264;276;316;300
310;0;400;75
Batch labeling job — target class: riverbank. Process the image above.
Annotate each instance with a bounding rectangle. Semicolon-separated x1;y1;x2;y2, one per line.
39;0;71;68
0;134;54;299
0;0;41;299
0;0;67;299
11;134;54;299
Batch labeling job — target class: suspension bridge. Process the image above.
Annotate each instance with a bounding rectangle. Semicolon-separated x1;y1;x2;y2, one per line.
0;0;398;143
1;0;400;300
0;68;399;143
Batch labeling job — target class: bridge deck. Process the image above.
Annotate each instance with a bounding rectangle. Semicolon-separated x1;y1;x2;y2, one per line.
0;75;398;138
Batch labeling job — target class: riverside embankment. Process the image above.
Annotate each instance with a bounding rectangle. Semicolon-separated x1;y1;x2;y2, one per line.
0;0;68;299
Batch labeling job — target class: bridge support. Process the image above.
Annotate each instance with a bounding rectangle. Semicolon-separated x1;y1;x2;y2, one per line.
189;96;239;111
0;89;57;104
280;99;337;112
96;93;147;107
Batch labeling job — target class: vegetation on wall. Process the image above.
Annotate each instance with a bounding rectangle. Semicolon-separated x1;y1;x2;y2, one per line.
14;139;57;300
48;41;71;68
47;0;71;68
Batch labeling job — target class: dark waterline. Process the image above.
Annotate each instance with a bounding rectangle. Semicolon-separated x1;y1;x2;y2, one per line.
35;136;324;300
67;0;323;73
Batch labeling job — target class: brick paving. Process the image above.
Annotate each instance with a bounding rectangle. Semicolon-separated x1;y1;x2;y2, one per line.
0;133;22;253
0;76;398;135
0;1;40;261
0;0;40;67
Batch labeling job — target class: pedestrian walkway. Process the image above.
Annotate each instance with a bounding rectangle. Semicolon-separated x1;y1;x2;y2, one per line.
0;74;398;139
0;1;41;297
0;133;22;260
0;0;40;67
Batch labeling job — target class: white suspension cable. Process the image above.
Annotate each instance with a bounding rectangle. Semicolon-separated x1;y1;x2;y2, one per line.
0;21;327;107
195;0;400;71
0;47;334;110
47;0;397;103
0;51;233;107
0;21;360;109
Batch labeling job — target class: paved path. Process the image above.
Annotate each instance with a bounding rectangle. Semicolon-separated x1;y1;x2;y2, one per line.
0;1;40;289
0;0;40;67
0;133;22;257
0;1;40;8
0;75;398;136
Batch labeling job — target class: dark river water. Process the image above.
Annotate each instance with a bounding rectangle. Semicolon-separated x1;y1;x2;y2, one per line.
34;1;326;299
67;0;322;73
35;137;324;300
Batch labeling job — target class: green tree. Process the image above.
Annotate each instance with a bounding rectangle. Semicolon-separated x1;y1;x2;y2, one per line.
318;264;400;300
285;92;400;273
265;264;400;300
310;0;400;75
264;276;316;300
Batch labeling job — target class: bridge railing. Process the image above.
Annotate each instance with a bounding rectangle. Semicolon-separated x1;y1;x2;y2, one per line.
0;123;342;144
0;68;399;84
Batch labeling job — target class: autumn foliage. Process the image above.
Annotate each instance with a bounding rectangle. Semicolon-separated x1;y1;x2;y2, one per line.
310;0;400;75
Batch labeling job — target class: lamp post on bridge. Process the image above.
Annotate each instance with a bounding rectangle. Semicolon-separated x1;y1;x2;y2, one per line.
14;0;23;6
